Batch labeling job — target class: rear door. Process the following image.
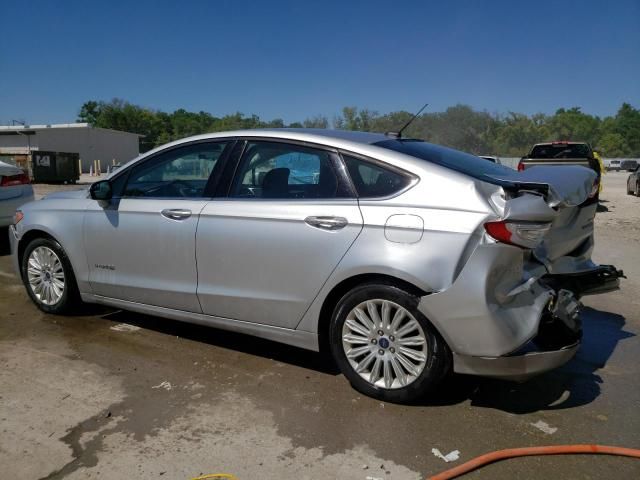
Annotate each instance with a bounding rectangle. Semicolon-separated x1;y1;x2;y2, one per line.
196;140;363;328
84;140;232;311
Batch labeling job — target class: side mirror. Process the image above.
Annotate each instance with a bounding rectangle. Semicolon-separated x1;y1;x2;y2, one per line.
90;180;113;201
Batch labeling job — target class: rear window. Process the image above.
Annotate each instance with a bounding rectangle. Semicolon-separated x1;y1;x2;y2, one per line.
528;143;592;159
343;155;412;198
374;139;513;181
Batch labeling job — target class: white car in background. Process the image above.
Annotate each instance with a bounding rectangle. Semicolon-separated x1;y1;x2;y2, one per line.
0;161;34;228
607;160;622;171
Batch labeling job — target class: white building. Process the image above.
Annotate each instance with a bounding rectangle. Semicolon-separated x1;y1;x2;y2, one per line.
0;123;141;173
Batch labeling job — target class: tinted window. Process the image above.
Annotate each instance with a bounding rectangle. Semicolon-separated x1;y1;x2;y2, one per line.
529;143;592;158
343;155;411;198
231;142;342;199
375;139;513;181
123;142;228;198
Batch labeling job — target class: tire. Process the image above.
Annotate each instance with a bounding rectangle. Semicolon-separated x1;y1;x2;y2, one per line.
329;282;450;404
636;182;640;197
21;237;82;314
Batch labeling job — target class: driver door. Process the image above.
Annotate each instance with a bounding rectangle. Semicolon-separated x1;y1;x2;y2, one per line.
84;140;231;312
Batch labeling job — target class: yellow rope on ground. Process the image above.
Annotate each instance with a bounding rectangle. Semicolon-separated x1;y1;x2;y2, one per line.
190;474;238;480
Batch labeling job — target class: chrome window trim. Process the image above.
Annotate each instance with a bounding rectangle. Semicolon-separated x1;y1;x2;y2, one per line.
337;149;420;201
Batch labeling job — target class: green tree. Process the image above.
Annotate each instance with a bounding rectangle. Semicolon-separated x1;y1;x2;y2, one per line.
302;115;329;129
77;101;101;124
597;133;630;157
76;99;639;157
493;112;548;156
545;107;600;144
336;107;379;131
611;103;640;155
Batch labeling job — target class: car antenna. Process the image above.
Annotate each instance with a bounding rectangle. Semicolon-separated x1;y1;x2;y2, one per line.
385;103;429;139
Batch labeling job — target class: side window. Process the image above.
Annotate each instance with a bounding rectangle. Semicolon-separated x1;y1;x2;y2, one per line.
122;142;229;198
230;142;340;199
343;155;412;198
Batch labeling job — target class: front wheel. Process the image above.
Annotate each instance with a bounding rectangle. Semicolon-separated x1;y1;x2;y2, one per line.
21;237;82;314
329;283;450;403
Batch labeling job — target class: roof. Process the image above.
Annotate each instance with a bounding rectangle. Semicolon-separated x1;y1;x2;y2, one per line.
0;123;91;130
114;128;423;180
0;123;143;137
130;128;393;161
272;128;389;144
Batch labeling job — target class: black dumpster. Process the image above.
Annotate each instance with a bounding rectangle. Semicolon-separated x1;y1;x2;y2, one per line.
31;151;80;183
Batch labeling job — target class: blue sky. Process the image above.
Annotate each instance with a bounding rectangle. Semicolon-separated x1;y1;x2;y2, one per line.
2;0;639;124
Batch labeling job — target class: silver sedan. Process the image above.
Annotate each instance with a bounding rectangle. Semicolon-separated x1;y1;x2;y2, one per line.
9;129;623;403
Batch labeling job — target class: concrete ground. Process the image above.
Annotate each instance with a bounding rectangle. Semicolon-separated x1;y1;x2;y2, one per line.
1;172;639;480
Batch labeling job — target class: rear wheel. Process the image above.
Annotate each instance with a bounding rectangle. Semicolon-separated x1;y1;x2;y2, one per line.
329;283;450;403
21;237;82;314
636;181;640;197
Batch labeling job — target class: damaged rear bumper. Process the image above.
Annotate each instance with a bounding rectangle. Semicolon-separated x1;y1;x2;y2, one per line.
452;342;579;381
543;264;624;298
417;243;622;381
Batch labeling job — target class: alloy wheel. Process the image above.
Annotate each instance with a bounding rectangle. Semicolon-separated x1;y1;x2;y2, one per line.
341;299;428;389
27;246;66;306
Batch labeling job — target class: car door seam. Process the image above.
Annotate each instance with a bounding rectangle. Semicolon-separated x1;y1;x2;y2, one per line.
193;201;209;314
292;199;365;330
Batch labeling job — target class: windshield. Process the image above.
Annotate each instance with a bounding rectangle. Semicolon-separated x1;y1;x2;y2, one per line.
374;139;513;181
529;143;591;158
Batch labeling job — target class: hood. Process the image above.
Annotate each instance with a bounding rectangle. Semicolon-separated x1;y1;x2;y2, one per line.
42;188;89;200
486;165;596;207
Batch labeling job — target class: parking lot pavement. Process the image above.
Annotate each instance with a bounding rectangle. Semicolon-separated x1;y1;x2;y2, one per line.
1;172;639;480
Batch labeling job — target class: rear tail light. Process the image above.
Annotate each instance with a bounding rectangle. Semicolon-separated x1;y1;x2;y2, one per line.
517;160;525;172
484;220;551;249
14;210;24;225
0;172;31;186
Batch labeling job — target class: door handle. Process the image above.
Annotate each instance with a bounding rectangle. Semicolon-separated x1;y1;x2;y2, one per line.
161;208;192;220
305;216;348;231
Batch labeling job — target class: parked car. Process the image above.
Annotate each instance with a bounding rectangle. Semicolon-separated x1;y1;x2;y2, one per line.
621;159;638;172
479;155;498;163
9;129;623;403
627;165;640;196
607;159;622;171
518;141;600;172
518;142;602;197
1;160;34;228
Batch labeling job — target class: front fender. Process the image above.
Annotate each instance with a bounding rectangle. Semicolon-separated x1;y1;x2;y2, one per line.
16;199;92;293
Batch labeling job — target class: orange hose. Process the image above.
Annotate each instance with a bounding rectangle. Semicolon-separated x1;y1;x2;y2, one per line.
427;444;640;480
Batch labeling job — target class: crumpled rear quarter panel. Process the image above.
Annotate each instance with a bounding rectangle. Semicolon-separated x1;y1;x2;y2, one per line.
418;243;552;357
